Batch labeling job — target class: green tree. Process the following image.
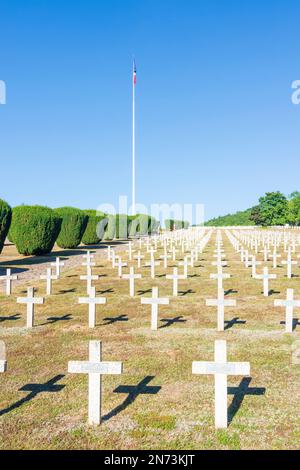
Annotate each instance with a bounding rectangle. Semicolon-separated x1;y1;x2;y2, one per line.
255;192;288;226
288;194;300;225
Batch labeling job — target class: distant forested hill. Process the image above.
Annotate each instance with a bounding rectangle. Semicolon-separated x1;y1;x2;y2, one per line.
205;208;253;226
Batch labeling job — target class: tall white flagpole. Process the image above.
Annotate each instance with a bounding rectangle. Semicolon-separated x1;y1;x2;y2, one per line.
132;60;136;216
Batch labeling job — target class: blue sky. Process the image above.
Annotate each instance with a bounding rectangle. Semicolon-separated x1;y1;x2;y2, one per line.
0;0;300;221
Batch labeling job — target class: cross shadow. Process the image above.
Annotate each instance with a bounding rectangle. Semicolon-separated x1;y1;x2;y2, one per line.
178;289;195;296
101;376;161;422
137;289;152;296
0;267;28;275
58;288;76;294
102;314;128;325
227;377;265;425
97;288;114;295
280;318;300;331
0;375;65;417
224;317;246;330
267;290;280;296
194;264;204;268
224;289;238;296
156;274;166;278
0;314;21;323
189;274;200;278
41;314;73;325
159;316;186;328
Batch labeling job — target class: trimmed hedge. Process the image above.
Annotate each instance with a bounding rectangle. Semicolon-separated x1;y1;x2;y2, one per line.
9;205;61;255
128;214;158;237
0;199;12;253
81;210;106;245
55;207;88;249
165;219;190;230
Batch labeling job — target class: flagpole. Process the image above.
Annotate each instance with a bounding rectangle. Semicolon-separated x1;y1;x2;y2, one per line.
132;60;136;216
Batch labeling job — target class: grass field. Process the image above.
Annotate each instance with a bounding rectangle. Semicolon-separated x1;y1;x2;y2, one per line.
0;231;299;450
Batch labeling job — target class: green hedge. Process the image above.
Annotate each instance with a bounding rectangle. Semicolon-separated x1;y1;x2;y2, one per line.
81;210;106;245
0;199;12;254
9;205;61;255
55;207;88;249
165;219;189;230
128;214;158;237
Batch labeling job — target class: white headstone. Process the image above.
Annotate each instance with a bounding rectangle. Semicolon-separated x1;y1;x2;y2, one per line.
141;287;169;330
78;287;106;328
17;287;44;328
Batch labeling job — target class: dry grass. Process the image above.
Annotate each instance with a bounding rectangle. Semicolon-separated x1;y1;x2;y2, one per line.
0;233;299;450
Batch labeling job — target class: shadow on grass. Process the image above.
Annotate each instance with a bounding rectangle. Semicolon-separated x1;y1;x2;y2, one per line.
280;318;299;331
102;376;161;422
41;314;73;325
227;377;265;425
224;317;246;330
159;316;186;328
0;314;21;323
102;314;128;325
0;375;65;417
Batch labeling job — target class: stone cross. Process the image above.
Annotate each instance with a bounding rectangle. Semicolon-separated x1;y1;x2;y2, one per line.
141;287;169;330
122;267;142;297
206;289;237;331
17;287;44;328
78;286;106;328
282;250;297;279
40;268;58;295
145;259;160;279
115;257;127;278
274;288;300;333
68;340;123;425
134;251;144;269
0;341;7;373
250;255;261;278
127;242;134;261
0;268;18;296
166;267;186;296
160;252;171;269
179;256;189;278
80;272;99;295
170;246;178;262
254;267;277;297
269;250;281;269
210;267;230;290
192;340;250;429
51;257;65;277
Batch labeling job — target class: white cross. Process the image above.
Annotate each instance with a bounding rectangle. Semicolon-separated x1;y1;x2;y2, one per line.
141;287;169;330
178;256;189;278
115;257;127;277
122;267;141;297
127;242;134;261
17;287;44;328
274;288;300;333
254;267;277;297
160;252;171;269
249;255;261;278
51;257;65;277
78;287;106;328
282;250;297;279
269;250;281;269
80;272;99;295
210;268;230;290
134;251;144;269
192;340;250;429
83;251;95;262
68;340;123;425
40;268;58;295
170;246;178;262
0;268;18;295
166;267;185;296
145;259;160;279
0;341;7;373
206;289;237;331
211;260;227;268
106;245;111;260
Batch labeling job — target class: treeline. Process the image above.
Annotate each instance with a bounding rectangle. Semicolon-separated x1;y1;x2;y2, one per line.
0;200;160;256
205;191;300;227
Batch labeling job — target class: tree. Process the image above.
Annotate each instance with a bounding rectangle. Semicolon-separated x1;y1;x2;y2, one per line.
255;192;289;226
288;194;300;225
249;205;264;226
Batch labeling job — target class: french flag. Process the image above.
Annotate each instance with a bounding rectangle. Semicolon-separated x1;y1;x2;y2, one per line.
133;60;137;86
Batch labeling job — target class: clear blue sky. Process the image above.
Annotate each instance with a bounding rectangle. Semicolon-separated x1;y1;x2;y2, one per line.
1;0;300;221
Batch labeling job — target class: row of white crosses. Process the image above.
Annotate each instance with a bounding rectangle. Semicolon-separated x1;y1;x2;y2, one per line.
67;335;251;429
226;229;300;331
67;337;250;429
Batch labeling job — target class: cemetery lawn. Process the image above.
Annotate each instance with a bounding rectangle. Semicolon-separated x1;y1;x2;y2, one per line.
0;236;299;450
